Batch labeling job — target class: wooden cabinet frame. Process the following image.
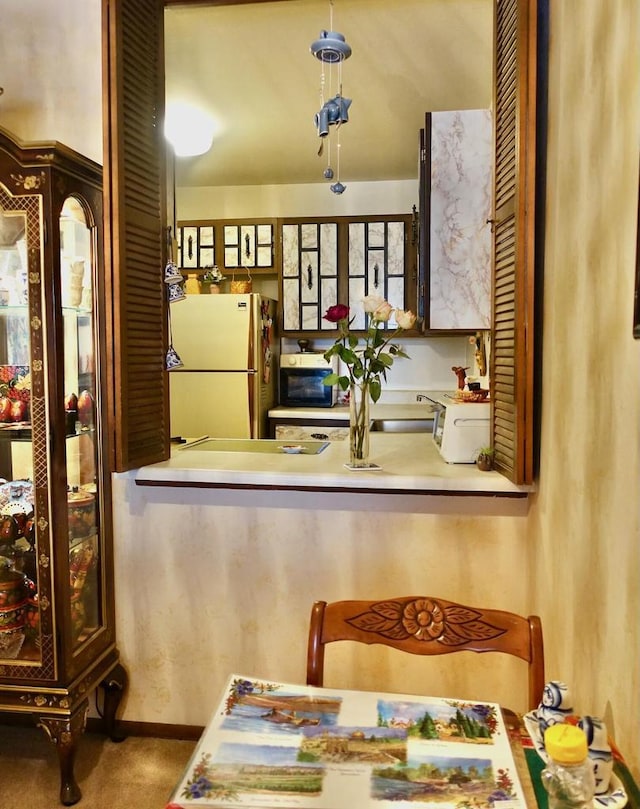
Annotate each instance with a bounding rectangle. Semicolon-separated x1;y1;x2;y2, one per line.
0;126;127;806
176;218;279;275
279;214;418;337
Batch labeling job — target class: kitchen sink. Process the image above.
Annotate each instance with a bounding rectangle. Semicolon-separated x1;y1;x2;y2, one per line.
179;438;329;454
370;419;433;433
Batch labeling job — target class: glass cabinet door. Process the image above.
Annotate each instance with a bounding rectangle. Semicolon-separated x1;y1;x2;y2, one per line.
281;221;339;331
0;190;39;663
60;197;101;650
348;220;407;330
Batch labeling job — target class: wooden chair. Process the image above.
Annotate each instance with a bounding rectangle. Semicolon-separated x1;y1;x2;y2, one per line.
307;596;545;711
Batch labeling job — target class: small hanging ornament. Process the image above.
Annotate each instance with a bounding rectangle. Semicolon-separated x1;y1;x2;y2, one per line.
310;4;352;194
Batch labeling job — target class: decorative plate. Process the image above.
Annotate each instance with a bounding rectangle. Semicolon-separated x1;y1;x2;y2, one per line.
0;479;34;511
523;711;628;809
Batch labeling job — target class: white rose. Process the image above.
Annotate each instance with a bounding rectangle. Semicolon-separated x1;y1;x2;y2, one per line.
372;301;394;322
395;309;417;330
362;294;386;313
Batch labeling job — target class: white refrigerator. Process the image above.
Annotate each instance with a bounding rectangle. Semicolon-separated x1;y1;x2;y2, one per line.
169;294;278;439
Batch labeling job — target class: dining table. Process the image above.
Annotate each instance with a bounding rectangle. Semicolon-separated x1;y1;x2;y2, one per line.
165;674;639;809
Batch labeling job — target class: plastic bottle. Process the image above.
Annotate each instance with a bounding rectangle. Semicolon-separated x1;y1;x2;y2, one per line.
541;724;596;809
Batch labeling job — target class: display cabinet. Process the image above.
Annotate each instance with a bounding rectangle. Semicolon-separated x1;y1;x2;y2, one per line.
0;127;126;805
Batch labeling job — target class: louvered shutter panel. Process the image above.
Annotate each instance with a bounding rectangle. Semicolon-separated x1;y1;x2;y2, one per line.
103;0;169;471
491;0;538;484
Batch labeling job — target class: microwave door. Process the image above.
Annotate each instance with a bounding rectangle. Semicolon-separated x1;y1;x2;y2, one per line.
281;368;333;406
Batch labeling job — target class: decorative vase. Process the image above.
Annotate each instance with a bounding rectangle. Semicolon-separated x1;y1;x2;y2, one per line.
185;273;201;295
209;283;221;294
349;382;371;468
0;556;36;659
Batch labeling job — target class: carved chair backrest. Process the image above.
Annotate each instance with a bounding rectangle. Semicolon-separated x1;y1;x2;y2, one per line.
306;597;545;711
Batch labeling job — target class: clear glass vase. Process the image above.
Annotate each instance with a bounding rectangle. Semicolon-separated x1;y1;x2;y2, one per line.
349;382;371;468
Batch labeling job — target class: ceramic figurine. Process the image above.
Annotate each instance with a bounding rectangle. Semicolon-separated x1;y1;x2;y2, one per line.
315;94;352;137
163;260;182;285
167;281;186;303
452;366;469;390
578;715;613;794
537;680;573;733
165;345;184;371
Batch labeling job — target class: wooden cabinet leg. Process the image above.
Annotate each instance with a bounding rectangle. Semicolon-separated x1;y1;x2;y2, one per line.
37;702;88;806
100;661;128;742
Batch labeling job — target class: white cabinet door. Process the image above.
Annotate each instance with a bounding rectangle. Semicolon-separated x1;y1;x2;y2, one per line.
426;109;493;330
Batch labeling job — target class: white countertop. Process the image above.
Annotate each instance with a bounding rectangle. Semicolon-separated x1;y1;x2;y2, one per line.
268;403;436;421
135;432;532;496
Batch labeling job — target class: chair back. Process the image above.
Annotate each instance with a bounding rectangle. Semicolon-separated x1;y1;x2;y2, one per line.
307;596;544;711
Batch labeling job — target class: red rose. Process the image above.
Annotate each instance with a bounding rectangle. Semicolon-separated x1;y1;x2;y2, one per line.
323;304;350;323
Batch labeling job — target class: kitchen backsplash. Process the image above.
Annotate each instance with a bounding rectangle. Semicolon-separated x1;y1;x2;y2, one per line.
249;276;486;400
280;335;482;401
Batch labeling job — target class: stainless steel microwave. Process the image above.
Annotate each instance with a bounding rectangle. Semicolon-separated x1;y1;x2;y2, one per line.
279;353;338;408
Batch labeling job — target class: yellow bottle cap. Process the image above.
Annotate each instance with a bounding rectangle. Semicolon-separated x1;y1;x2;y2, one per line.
544;723;588;764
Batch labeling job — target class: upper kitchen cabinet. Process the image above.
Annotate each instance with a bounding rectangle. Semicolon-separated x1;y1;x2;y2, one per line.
176;218;279;277
0;127;125;804
419;109;493;331
281;218;338;332
280;214;417;335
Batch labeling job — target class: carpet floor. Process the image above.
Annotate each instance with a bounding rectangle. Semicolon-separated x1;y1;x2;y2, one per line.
0;725;197;809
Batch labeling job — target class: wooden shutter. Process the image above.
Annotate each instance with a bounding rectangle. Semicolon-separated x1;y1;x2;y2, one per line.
491;0;539;484
103;0;169;471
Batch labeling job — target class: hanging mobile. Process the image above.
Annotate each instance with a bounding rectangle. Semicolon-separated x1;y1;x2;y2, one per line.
310;1;352;194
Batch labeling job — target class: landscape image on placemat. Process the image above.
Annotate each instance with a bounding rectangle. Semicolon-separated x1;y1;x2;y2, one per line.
181;743;325;802
219;677;342;735
299;725;408;764
377;699;499;744
371;751;515;804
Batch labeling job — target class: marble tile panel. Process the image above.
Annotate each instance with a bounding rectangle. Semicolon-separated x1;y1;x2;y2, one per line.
429;109;492;329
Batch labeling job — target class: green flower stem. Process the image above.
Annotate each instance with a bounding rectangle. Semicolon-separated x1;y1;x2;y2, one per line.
350;382;370;463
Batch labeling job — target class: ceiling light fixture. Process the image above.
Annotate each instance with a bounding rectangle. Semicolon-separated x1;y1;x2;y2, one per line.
310;2;352;195
164;101;215;157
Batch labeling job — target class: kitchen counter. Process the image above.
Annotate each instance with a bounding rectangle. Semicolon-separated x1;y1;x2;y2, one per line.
267;402;436;421
135;432;532;496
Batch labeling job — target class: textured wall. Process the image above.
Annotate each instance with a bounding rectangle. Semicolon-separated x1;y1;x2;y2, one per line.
112;479;531;726
0;0;101;160
529;0;640;774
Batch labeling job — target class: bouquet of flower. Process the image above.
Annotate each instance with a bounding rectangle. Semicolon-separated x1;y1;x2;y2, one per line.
322;295;417;402
202;265;226;284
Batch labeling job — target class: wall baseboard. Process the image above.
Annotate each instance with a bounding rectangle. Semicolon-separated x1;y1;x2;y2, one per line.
0;714;204;742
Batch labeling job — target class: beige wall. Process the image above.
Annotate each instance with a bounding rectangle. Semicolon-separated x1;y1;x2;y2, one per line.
3;0;639;778
529;0;640;771
111;481;533;724
177;180;419;219
0;0;102;161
